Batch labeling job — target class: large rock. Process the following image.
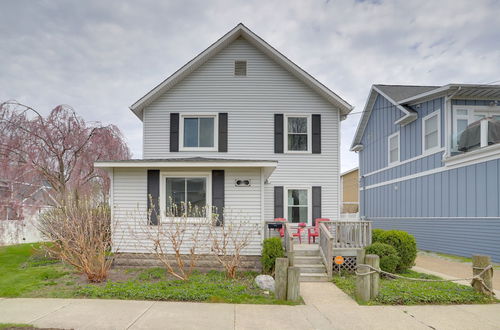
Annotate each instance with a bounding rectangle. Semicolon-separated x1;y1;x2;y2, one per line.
255;275;275;292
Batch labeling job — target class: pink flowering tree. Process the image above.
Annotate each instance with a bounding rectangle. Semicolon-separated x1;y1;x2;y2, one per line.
0;101;131;217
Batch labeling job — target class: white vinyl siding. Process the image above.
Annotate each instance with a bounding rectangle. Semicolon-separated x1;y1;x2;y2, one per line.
143;38;340;220
120;38;341;255
112;167;263;255
388;132;400;165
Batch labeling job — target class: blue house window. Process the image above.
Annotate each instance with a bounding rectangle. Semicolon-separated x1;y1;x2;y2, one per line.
388;132;400;165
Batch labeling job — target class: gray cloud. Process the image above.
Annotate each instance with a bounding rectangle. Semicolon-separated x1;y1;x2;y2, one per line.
1;0;499;171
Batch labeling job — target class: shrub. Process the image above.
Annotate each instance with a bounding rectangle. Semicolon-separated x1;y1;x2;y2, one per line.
261;238;285;274
38;194;113;282
365;242;400;273
372;229;385;243
377;230;417;272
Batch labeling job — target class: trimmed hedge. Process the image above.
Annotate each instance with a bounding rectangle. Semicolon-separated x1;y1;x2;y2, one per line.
377;230;417;272
372;229;385;243
365;242;400;273
261;238;285;274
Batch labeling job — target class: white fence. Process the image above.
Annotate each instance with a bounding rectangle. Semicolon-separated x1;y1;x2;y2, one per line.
0;216;44;245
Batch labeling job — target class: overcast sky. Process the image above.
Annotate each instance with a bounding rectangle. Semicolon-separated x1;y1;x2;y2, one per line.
2;0;500;171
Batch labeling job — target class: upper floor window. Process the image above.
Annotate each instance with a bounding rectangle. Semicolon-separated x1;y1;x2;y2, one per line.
388;131;399;165
180;114;217;151
285;115;311;152
422;111;440;154
451;106;500;154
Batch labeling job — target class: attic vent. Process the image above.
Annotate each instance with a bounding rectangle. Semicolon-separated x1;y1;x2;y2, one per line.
234;60;247;76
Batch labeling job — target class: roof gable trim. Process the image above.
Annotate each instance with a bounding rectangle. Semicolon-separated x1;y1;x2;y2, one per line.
130;23;353;120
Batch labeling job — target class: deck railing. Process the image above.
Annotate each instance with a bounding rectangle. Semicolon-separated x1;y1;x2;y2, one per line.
319;222;333;277
283;222;294;252
323;221;372;248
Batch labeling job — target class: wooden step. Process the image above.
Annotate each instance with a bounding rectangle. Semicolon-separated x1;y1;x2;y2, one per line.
293;249;320;257
293;256;322;265
300;272;330;282
297;264;327;274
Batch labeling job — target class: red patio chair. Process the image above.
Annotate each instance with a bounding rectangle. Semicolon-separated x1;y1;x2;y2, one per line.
274;218;303;243
274;217;287;237
308;218;330;244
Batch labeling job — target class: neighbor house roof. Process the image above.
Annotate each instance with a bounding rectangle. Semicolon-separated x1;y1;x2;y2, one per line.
130;23;353;120
350;83;500;151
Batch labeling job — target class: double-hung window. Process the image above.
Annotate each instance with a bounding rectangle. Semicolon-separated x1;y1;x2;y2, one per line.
285;115;310;152
422;112;440;154
388;132;400;165
165;177;207;217
180;114;217;150
285;188;311;225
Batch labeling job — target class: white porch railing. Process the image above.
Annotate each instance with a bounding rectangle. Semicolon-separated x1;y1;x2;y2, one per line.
323;221;372;249
319;222;333;277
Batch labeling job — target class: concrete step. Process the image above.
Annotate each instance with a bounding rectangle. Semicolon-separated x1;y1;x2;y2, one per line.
300;272;330;282
297;265;327;274
293;256;322;265
293;249;320;257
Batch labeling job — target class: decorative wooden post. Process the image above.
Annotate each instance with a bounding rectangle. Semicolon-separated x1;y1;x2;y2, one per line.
287;267;300;301
366;254;380;299
287;251;295;266
357;248;366;266
472;255;493;296
356;264;371;302
275;258;289;300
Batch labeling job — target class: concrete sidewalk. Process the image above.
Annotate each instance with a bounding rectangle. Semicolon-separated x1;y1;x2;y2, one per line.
1;283;499;329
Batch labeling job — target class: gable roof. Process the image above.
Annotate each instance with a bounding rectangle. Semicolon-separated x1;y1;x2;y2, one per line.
130;23;353;120
350;84;439;151
350;83;500;151
374;85;439;103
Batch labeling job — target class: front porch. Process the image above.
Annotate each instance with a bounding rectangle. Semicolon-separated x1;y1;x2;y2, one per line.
265;220;372;281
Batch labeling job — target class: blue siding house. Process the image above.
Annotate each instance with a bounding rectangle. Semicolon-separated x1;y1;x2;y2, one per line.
351;84;500;262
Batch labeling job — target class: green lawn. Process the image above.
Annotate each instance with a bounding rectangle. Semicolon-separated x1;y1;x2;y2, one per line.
0;243;293;305
332;270;498;305
0;324;34;330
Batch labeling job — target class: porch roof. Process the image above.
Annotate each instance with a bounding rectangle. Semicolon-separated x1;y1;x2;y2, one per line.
95;157;278;179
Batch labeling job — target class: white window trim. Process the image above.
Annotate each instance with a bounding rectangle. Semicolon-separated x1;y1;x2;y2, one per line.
284;186;312;226
450;105;500;154
387;131;400;165
179;113;218;151
159;171;212;222
422;111;441;155
284;114;312;154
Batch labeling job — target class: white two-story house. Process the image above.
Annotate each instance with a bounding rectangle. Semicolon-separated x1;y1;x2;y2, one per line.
95;24;352;267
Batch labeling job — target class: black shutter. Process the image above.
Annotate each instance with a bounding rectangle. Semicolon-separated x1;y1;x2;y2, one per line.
274;186;284;218
218;113;228;152
147;170;160;225
212;170;225;225
170;113;179;152
312;186;322;221
274;114;284;153
312;114;321;154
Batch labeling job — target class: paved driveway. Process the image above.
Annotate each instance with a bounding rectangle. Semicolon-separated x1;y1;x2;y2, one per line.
0;283;499;329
